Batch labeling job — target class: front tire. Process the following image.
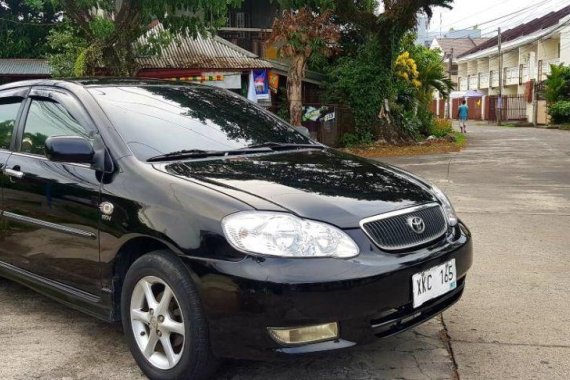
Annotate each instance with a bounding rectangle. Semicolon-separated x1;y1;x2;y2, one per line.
121;250;217;380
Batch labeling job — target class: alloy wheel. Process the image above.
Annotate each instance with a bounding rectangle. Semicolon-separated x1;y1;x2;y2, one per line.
130;276;186;370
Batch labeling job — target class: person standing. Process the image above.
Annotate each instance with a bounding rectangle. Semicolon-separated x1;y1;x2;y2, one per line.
458;100;469;133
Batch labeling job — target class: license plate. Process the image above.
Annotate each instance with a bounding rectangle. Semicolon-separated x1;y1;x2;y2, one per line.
412;259;457;308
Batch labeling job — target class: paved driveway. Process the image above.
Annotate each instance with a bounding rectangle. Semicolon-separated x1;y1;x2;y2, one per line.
1;125;569;379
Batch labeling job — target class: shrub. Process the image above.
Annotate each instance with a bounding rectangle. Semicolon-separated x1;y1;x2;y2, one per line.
429;118;453;137
417;107;434;136
544;64;570;104
548;101;570;124
340;131;373;147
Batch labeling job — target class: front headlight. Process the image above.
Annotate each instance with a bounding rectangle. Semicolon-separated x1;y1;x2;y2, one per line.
431;185;458;226
222;211;359;258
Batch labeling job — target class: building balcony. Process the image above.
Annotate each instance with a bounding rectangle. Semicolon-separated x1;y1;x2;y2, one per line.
490;71;499;88
468;76;478;90
479;73;489;89
521;64;530;83
504;67;520;86
539;58;560;81
459;77;468;91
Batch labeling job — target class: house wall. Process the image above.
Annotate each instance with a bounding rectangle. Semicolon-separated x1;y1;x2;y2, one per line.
560;23;570;64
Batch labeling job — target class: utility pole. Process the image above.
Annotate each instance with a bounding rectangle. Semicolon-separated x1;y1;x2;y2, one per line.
497;27;503;126
447;47;454;119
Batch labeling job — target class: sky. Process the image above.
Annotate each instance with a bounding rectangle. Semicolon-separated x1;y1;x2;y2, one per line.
428;0;570;36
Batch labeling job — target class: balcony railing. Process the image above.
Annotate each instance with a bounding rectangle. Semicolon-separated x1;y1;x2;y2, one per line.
504;67;519;86
539;58;561;81
521;64;530;83
490;71;499;88
479;73;489;89
459;77;468;91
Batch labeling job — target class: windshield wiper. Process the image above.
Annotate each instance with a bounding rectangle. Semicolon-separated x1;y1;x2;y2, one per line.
244;142;325;151
147;147;273;162
147;149;222;162
147;143;325;162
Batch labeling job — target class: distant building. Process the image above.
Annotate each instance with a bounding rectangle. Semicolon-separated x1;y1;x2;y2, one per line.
456;4;570;124
431;37;489;89
419;27;482;47
218;0;279;59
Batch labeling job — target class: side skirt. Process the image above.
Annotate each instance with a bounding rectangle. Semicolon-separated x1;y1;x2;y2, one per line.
0;260;115;322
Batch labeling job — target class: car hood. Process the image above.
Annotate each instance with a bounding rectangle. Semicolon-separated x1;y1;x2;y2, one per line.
157;149;436;228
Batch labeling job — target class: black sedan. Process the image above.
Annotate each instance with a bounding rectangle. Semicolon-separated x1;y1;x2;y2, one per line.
0;79;472;380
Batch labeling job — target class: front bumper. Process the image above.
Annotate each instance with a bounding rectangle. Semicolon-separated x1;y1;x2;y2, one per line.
188;222;473;360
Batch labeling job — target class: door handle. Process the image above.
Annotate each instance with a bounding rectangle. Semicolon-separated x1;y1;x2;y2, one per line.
3;168;24;179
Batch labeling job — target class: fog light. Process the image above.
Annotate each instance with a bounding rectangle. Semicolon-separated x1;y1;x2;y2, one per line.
268;322;339;345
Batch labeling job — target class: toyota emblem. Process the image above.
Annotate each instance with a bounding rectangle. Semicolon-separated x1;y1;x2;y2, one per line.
407;216;426;234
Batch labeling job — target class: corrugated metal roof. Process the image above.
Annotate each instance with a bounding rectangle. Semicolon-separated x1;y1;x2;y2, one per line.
459;4;570;59
136;24;272;70
0;59;51;75
433;38;489;59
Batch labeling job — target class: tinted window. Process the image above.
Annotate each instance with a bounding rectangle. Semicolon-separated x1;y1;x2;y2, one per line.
89;85;311;161
0;101;22;149
22;100;89;156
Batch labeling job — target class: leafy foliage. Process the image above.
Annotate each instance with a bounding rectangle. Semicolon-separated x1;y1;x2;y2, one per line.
548;101;570;124
544;64;570;104
327;37;392;143
0;0;60;58
429;118;453;137
325;1;453;142
40;0;243;76
47;23;89;77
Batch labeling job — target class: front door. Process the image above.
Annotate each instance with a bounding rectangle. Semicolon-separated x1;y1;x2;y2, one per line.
0;89;101;295
0;92;25;266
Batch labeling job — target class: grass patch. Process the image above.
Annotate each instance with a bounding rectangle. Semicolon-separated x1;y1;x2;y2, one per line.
453;132;467;148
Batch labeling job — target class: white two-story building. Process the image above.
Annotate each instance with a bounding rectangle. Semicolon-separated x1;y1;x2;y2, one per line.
456;5;570;124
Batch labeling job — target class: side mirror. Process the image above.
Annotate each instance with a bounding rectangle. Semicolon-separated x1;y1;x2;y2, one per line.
44;136;95;164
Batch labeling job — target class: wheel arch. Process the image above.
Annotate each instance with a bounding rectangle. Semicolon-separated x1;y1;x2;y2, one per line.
110;236;192;320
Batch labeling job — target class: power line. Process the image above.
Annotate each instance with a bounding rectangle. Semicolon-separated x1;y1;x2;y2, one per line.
477;0;552;35
437;0;559;35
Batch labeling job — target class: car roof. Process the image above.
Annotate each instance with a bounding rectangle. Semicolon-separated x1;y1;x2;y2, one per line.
0;77;198;92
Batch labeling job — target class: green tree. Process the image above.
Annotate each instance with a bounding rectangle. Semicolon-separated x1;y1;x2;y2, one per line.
38;0;242;76
327;1;453;142
0;0;60;58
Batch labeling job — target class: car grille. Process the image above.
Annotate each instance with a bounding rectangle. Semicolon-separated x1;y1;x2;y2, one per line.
360;203;447;251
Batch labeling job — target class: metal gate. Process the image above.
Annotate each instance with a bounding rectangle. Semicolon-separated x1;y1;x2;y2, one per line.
487;95;527;121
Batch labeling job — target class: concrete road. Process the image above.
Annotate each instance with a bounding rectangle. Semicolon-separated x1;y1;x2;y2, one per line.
1;124;569;379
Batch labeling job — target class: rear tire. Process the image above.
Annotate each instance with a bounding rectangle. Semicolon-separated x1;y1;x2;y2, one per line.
121;250;218;380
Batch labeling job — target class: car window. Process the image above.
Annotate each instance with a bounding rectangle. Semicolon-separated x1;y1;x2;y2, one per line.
0;100;22;150
89;85;312;161
21;99;89;156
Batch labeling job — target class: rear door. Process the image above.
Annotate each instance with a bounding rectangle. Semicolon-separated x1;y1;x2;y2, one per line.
0;87;102;295
0;88;27;266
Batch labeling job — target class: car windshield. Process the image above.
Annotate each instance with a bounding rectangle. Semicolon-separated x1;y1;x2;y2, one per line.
89;85;313;161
